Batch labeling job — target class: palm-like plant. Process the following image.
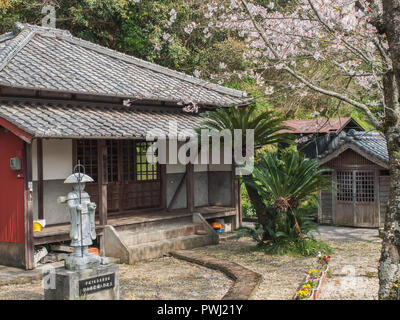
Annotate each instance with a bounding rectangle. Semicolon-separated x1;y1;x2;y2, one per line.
197;105;293;149
251;150;332;237
197;105;294;235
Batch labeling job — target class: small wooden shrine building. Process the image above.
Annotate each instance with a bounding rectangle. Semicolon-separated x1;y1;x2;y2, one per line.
317;130;389;228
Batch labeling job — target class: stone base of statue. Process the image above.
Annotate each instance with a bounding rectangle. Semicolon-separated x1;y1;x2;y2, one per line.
44;263;119;300
65;252;101;271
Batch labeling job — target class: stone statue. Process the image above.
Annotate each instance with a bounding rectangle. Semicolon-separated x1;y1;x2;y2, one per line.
58;172;101;271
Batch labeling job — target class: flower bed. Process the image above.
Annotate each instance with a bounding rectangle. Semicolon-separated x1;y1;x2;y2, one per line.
294;254;330;300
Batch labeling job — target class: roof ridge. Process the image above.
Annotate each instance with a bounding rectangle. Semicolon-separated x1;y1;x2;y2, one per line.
0;27;36;71
8;22;247;101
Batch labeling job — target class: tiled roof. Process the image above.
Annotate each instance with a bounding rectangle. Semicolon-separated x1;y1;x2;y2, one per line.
279;118;352;134
319;130;388;164
0;99;203;139
0;23;250;107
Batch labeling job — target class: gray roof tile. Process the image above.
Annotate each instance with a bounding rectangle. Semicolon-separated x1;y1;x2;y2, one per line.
319;130;388;163
0;99;203;139
0;23;250;107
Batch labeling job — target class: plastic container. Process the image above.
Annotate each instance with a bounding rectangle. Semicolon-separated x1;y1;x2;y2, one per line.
33;219;46;232
88;247;99;255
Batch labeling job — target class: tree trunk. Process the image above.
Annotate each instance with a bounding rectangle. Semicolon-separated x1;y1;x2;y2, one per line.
378;131;400;299
243;177;272;239
379;0;400;299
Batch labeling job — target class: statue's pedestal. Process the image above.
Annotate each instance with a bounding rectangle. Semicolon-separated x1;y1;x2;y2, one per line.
44;263;119;300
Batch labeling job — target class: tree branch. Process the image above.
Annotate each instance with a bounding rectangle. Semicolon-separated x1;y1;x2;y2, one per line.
240;0;382;130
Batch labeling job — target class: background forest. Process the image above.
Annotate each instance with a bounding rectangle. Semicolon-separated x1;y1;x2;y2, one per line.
0;0;372;125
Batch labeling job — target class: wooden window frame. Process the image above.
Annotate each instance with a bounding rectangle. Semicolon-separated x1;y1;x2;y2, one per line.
74;139;160;184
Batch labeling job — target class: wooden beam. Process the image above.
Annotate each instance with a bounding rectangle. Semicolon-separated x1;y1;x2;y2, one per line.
37;139;44;220
98;140;108;226
160;164;167;209
23;142;34;270
0;116;32;143
167;171;187;211
186;163;194;213
231;164;240;229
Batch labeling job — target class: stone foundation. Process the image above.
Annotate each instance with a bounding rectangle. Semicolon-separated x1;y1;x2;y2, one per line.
44;263;119;300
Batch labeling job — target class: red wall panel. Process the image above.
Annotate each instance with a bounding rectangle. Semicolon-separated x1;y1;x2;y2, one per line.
0;129;25;243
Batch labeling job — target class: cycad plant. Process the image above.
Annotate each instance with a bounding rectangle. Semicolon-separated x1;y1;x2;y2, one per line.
197;105;293;149
251;150;333;237
197;105;294;231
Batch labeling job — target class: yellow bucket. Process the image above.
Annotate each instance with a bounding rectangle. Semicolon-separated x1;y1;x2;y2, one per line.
33;222;43;232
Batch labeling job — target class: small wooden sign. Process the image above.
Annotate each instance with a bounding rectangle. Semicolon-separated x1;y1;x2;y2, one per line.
79;273;115;296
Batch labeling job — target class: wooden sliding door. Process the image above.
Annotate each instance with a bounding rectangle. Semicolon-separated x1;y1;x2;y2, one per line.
74;139;161;215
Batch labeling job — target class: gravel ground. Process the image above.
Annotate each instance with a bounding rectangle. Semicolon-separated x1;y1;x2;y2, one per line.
0;256;231;300
192;238;316;300
118;256;232;300
317;240;381;300
0;226;382;300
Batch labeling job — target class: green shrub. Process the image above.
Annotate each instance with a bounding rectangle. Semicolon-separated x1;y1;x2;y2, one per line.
261;238;332;257
236;225;265;245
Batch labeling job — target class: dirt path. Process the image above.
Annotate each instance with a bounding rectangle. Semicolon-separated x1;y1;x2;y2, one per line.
317;240;381;300
192;238;316;300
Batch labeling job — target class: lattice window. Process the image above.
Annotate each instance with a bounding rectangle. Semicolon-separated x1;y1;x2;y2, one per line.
136;141;159;181
122;140;136;182
337;171;353;201
356;171;375;202
106;140;119;182
76;140;98;182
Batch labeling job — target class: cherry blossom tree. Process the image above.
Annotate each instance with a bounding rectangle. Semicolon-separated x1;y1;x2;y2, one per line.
183;0;400;299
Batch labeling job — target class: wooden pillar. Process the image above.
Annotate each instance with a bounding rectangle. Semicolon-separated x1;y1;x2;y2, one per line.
23;142;34;270
186;163;194;212
332;169;337;225
237;178;242;227
375;169;380;227
37;138;44;220
231;164;239;229
160;164;167;209
98;140;108;226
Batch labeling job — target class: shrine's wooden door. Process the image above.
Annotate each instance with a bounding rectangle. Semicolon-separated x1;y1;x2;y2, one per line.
335;169;379;227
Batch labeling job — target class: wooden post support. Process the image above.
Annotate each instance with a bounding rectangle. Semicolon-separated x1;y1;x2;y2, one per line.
186;163;194;213
23;142;34;270
231;164;240;229
160;164;167;209
98;140;108;226
237;178;243;227
37;138;44;220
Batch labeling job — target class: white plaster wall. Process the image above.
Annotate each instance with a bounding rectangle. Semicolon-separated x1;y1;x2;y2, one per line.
32;139;38;180
32;139;73;181
163;139;231;173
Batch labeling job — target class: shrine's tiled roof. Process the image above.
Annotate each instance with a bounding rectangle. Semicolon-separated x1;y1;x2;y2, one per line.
319;130;388;165
0;99;202;138
0;23;250;108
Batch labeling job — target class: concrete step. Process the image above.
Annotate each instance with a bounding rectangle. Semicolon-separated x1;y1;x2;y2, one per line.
120;222;204;246
127;234;213;263
103;213;219;264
